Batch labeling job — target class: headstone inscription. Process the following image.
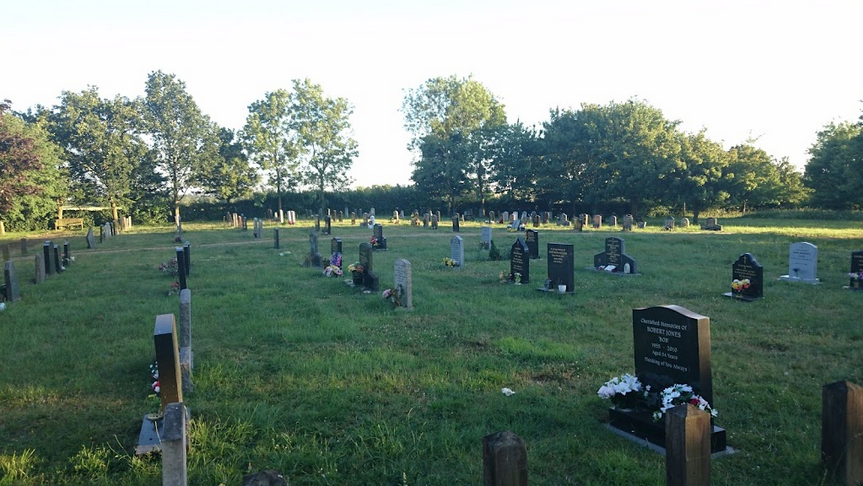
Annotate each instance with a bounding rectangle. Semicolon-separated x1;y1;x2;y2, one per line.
525;230;539;259
723;253;763;301
847;251;863;289
450;236;464;267
593;237;637;274
4;261;20;302
480;226;492;250
608;305;726;453
547;243;574;293
393;259;413;309
778;242;819;284
510;238;529;284
372;224;387;250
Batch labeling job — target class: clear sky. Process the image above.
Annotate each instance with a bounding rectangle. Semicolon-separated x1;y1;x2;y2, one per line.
3;0;861;188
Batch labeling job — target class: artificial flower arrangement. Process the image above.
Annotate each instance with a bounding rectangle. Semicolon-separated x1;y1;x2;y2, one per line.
168;281;180;296
149;362;160;395
847;271;863;281
381;285;403;308
323;252;343;277
512;272;522;284
348;262;364;275
597;374;717;421
730;278;750;293
158;257;179;277
442;257;459;267
370;236;379;246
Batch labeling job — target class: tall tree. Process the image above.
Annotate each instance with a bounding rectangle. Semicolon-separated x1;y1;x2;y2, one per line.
670;131;730;222
142;70;218;224
724;143;785;213
242;89;299;217
0;100;66;230
402;75;506;212
290;79;358;210
198;127;258;203
51;86;145;222
804;121;863;209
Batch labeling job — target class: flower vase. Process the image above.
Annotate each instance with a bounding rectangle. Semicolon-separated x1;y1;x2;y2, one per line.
353;273;364;285
854;280;861;289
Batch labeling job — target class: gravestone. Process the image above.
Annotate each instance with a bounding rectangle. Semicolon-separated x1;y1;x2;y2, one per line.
532;214;540;228
53;244;63;273
315;214;321;233
372;224;387;250
359;243;378;291
253;218;260;237
608;215;618;227
43;242;52;276
175;247;187;290
502;211;509;225
847;251;863;289
450;236;464;267
547;243;574;293
593;237;637;274
578;214;588;227
370;207;376;216
608;305;726;453
351;211;357;225
274;228;280;249
179;289;193;393
308;233;322;267
257;219;264;238
723;253;763;301
452;215;460;232
324;215;331;235
778;242;820;284
480;226;492;250
153;314;183;412
4;261;20;302
422;212;429;228
665;216;675;230
525;229;539;259
2;244;9;262
86;227;95;249
574;218;583;232
593;214;602;229
622;214;633;232
701;217;722;231
20;238;27;256
543;211;550;225
436;211;441;223
63;241;70;266
488;211;496;224
510;238;530;284
681;217;690;228
182;242;190;277
34;254;45;284
393;259;413;309
338;211;343;223
431;214;438;230
331;237;342;261
558;213;569;227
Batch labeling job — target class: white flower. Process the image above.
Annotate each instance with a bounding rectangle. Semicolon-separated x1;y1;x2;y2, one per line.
501;388;516;396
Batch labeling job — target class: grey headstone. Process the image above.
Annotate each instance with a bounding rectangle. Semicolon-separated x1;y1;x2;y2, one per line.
34;254;45;284
450;235;464;267
394;259;413;309
4;261;20;302
480;226;492;250
779;242;819;284
86;227;95;249
179;289;193;393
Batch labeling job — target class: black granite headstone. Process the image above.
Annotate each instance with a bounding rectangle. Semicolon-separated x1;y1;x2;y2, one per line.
43;241;53;276
723;253;763;301
452;216;460;232
510;238;530;284
331;237;342;256
849;251;863;288
182;242;190;277
547;243;574;293
593;237;637;273
359;243;373;276
4;261;20;302
372;224;387;250
525;230;539;259
324;215;331;235
176;247;187;290
53;244;63;273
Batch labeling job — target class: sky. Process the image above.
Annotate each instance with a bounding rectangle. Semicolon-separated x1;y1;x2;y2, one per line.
3;0;861;189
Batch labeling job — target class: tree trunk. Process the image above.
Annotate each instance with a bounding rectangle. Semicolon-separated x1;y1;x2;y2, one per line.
742;200;747;215
692;208;700;224
630;198;639;219
276;166;283;214
110;197;118;222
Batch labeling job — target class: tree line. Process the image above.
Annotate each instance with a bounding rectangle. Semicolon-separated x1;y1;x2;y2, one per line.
1;72;860;231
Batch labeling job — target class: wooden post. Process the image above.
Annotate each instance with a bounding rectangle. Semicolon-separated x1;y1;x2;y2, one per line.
822;381;863;485
665;404;711;486
161;402;187;486
154;314;183;411
482;430;527;486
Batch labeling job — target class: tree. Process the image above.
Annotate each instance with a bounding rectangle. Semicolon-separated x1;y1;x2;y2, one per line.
198;127;258;203
724;143;786;213
489;122;542;205
142;70;218;224
804;121;863;209
0;100;66;230
51;87;146;222
290;79;358;211
243;89;299;217
669;131;730;222
402;75;506;213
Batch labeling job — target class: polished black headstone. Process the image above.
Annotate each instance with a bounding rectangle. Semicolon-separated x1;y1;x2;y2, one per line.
525;230;539;259
724;252;763;301
43;242;53;276
593;237;637;273
547;243;574;292
510;238;529;284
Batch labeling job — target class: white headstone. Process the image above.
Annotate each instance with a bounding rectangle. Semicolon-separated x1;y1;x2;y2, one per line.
394;259;413;309
481;226;492;249
779;242;820;284
450;236;464;267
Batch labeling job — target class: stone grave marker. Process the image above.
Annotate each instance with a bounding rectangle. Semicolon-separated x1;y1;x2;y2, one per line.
43;241;52;276
622;214;633;232
63;241;70;266
502;211;509;224
431;214;438;230
525;229;539;259
847;251;863;289
154;314;183;412
53;244;63;273
359;243;378;290
778;242;819;284
532;214;540;228
574;217;583;232
681;217;690;228
488;210;496;224
175;247;187;290
274;228;280;249
253;217;260;237
723;253;763;301
480;226;492;250
593;237;637;274
315;214;321;233
547;243;574;293
510;238;529;284
20;238;28;256
450;235;464;267
308;233;322;267
34;254;45;284
179;289;193;393
4;261;20;302
664;216;675;230
701;217;722;231
436;210;441;223
608;215;618;227
452;215;460;232
394;258;413;309
593;214;602;229
86;227;95;249
182;242;190;277
324;215;332;235
373;224;387;250
608;305;726;453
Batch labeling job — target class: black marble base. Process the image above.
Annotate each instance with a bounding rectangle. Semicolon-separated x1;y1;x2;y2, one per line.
608;407;726;453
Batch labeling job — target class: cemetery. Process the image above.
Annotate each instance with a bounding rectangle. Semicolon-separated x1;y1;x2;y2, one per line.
0;215;862;485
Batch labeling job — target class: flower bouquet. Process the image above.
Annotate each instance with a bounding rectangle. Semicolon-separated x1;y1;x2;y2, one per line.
651;383;717;421
730;278;750;294
158;257;179;277
348;262;365;284
382;286;403;308
324;252;343;277
442;257;459;267
848;271;863;288
597;373;647;410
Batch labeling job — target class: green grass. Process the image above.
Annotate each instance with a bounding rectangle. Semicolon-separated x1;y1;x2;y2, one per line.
1;217;862;485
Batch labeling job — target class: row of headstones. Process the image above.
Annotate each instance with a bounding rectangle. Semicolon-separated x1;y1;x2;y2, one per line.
228;211;297;228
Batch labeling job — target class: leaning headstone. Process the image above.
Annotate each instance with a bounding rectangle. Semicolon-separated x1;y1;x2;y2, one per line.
393;259;413;309
4;262;20;302
547;243;574;293
608;305;726;452
510;238;529;285
372;224;387;250
593;237;637;274
778;242;820;284
821;380;863;486
450;236;464;267
846;251;863;290
34;254;45;284
179;289;193;393
723;253;763;301
480;226;492;250
525;230;539;259
482;430;528;486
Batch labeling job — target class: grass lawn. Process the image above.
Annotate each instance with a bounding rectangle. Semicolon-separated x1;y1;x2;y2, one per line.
0;216;861;485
